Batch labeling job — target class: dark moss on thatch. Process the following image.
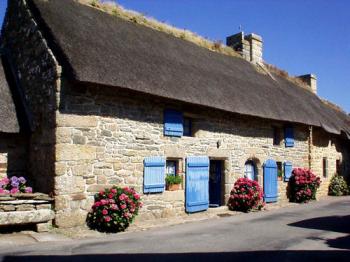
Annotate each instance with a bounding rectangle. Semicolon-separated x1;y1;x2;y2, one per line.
28;0;350;137
0;55;20;133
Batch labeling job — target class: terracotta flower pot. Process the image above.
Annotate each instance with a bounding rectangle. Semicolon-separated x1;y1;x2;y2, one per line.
167;183;181;191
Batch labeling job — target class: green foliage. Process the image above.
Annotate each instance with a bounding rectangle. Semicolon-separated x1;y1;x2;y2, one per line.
328;174;349;196
165;175;182;185
86;186;142;233
277;170;283;178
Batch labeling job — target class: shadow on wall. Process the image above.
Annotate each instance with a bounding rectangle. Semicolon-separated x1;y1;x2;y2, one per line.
0;134;28;178
2;251;350;262
288;214;350;250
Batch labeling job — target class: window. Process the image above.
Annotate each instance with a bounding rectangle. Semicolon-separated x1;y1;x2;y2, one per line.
183;117;192;137
244;161;257;181
164;109;183;137
273;127;282;145
323;157;328;178
284;126;294;147
336;159;341;175
164;109;194;137
283;161;293;181
276;161;283;180
143;156;166;193
166;160;177;176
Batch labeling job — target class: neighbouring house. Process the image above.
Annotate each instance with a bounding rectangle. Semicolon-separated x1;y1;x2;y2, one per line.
0;0;349;228
0;50;28;181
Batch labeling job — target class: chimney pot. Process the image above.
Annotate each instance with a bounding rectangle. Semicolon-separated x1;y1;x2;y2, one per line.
226;32;263;64
297;74;317;94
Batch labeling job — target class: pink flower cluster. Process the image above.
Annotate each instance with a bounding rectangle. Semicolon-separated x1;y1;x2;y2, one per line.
87;186;142;232
290;168;321;203
228;177;265;212
0;176;32;195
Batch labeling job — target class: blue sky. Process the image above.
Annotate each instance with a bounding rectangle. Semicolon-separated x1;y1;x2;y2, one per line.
1;1;349;113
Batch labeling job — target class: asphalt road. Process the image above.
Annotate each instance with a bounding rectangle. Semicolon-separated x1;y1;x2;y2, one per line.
1;196;349;262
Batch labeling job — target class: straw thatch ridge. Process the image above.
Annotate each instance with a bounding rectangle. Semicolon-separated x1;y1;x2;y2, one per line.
28;0;350;137
0;54;20;133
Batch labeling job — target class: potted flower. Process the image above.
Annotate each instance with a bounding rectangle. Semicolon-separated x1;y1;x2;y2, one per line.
0;176;33;194
165;175;182;191
277;169;283;181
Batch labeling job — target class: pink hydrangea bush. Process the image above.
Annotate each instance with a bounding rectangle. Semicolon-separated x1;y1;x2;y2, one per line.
0;176;32;195
289;168;321;203
228;178;264;212
87;186;142;232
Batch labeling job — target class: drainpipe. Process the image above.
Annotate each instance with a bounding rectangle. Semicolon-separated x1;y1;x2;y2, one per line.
308;126;313;169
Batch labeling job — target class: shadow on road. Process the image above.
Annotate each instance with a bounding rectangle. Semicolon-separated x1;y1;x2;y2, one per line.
2;251;350;262
288;215;350;250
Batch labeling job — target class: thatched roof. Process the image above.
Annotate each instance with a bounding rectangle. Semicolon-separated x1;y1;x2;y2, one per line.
28;0;350;137
0;54;20;133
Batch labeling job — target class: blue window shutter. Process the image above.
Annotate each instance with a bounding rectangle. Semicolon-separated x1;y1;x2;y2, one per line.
263;159;278;203
185;156;209;213
144;156;165;193
284;161;293;182
285;127;294;147
164;109;183;137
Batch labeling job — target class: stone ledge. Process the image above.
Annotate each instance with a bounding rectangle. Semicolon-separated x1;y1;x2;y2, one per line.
0;209;55;226
0;200;50;205
0;193;54;201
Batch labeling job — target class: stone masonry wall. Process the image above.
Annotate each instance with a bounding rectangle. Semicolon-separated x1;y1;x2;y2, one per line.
0;153;7;178
311;128;350;197
1;0;61;193
54;83;311;227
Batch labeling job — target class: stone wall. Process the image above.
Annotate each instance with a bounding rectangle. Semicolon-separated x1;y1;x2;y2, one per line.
311;128;350;197
0;134;28;179
1;0;61;193
54;83;311;227
0;193;54;232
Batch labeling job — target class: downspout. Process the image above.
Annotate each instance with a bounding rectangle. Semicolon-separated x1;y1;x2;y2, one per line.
308;126;313;169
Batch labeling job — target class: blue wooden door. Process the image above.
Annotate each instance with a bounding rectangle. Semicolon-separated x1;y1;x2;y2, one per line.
209;160;221;207
263;159;278;203
186;156;209;213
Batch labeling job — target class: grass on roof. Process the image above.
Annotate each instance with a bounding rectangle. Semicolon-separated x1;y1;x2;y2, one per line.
78;0;316;93
263;63;311;90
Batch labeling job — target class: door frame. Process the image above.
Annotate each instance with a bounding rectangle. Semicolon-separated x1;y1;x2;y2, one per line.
209;159;224;207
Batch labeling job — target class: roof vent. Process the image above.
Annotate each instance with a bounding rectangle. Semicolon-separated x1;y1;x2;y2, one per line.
226;32;263;64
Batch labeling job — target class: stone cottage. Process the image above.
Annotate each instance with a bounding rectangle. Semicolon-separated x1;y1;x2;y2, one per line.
1;0;350;228
0;50;29;181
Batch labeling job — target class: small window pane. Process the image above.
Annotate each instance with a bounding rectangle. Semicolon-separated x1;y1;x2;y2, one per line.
277;161;283;179
323;157;328;178
273;127;281;145
244;161;256;181
183;117;192;137
336;159;341;175
166;160;177;176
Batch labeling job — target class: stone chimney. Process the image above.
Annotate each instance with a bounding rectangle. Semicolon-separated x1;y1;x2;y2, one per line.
226;32;263;64
297;74;317;94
